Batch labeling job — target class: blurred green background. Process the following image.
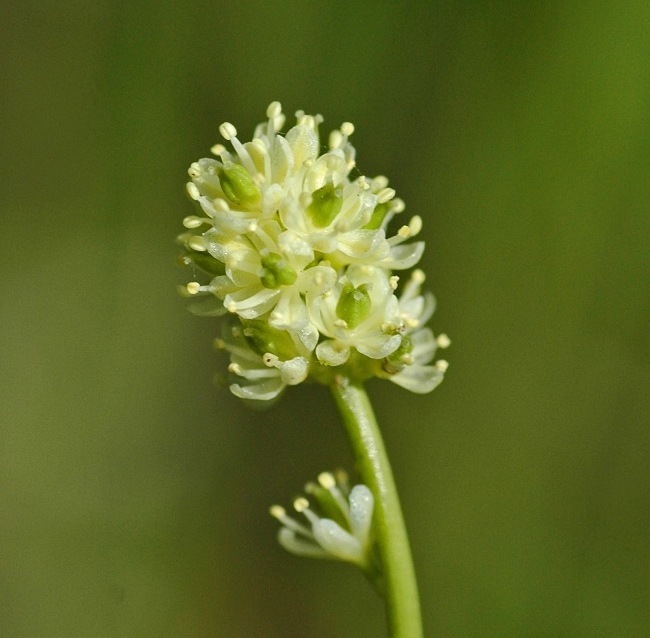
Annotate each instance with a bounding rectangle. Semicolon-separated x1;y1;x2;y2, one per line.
2;2;649;636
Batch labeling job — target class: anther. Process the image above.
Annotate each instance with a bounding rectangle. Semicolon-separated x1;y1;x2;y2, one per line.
266;101;282;119
188;236;207;251
340;122;355;136
182;216;203;229
269;505;286;520
389;275;400;290
186;183;200;200
412;269;426;284
186;282;201;295
392;198;406;213
397;225;411;238
437;334;451;349
293;497;309;513
409;215;423;235
377;187;396;204
210;143;226;156
219;122;237;140
317;472;336;489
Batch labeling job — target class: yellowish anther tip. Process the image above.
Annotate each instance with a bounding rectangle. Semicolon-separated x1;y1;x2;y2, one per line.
317;472;336;489
412;269;426;284
436;359;449;372
392;198;406;213
182;216;202;229
398;225;411;238
210;143;226;156
294;497;309;512
186;282;201;295
377;187;396;204
214;338;226;350
409;215;423;235
188;236;207;252
267;101;282;118
219;122;237;140
437;334;451;349
340;122;355;136
389;275;400;290
270;505;286;519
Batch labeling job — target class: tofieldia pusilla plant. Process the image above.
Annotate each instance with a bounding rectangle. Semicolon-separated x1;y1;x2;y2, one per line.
178;102;449;638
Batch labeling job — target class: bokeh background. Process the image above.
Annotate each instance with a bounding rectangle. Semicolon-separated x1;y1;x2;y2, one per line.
2;2;649;636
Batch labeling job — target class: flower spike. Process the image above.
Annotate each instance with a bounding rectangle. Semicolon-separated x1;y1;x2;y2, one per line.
179;103;449;400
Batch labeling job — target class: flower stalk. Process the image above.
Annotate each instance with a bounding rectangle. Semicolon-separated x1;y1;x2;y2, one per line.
331;377;423;638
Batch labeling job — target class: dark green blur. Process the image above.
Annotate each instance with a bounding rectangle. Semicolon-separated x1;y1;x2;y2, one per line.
1;2;648;636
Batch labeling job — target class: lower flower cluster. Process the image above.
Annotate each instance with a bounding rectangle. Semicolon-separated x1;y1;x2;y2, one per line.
270;470;377;572
179;103;448;400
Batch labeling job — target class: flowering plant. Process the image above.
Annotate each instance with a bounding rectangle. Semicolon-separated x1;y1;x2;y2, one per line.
178;103;449;637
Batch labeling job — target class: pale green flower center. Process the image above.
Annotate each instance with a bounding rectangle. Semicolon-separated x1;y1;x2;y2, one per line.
336;282;371;329
306;182;343;228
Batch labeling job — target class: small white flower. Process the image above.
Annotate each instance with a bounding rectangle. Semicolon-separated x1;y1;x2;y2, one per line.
217;321;310;401
308;264;403;366
381;270;450;393
270;471;375;569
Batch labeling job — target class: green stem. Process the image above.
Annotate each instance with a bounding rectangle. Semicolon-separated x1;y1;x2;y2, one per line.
330;376;423;638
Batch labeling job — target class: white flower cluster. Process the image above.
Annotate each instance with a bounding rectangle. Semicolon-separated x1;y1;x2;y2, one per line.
179;102;448;400
270;470;376;570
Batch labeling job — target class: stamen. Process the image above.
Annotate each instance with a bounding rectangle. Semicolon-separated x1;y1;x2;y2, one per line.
437;334;451;349
436;359;449;372
182;215;204;229
219;122;237;141
412;269;426;284
210;143;226;156
371;175;389;190
409;215;423;236
186;182;200;200
186;282;201;295
377;187;396;204
266;101;282;119
340;122;354;136
188;236;207;251
389;275;400;290
391;198;406;213
318;472;351;520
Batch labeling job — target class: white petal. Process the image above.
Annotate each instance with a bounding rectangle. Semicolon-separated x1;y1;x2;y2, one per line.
277;356;309;385
337;230;389;260
270;134;293;183
316;340;350;366
285;124;319;169
312;519;362;563
355;333;402;359
277;528;329;558
384;241;425;270
230;377;285;401
389;364;445;394
410;328;437;363
348;485;374;550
